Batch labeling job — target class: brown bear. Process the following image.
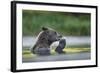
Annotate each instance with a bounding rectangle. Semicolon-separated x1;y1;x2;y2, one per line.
30;27;65;56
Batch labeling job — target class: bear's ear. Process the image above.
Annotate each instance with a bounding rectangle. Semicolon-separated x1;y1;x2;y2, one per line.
42;27;48;31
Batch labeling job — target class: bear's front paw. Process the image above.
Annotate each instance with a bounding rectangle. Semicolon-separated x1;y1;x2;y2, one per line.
55;39;66;54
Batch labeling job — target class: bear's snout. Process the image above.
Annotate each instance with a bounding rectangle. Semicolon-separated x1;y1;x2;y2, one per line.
58;35;62;38
57;35;62;41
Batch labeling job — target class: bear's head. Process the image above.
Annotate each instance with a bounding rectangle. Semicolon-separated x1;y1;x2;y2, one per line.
37;27;62;45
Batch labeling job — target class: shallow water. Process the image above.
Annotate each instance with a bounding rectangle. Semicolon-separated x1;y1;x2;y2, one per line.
22;36;91;63
22;52;90;63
